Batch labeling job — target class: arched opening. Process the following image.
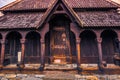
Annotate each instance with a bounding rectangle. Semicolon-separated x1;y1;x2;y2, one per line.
25;31;41;64
80;30;98;63
101;30;117;63
5;31;22;64
0;34;2;62
45;14;76;64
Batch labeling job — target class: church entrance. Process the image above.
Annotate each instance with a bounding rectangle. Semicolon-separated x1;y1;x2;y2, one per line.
45;15;77;64
50;26;71;64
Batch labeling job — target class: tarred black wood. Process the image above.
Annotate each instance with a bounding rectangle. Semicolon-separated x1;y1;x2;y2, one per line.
25;32;40;63
101;30;117;63
5;32;21;64
80;31;99;63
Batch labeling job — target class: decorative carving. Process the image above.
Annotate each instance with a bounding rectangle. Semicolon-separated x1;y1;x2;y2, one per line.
76;38;81;44
96;38;102;43
20;39;26;44
54;45;66;49
0;39;5;44
40;39;45;44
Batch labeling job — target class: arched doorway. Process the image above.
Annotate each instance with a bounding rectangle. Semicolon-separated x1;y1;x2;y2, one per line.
80;30;98;63
45;31;77;64
25;31;41;64
45;14;76;64
101;30;117;63
5;31;22;64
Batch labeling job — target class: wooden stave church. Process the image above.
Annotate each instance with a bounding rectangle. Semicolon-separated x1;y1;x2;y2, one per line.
0;0;120;70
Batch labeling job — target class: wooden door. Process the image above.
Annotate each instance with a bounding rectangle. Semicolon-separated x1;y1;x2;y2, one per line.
50;26;71;64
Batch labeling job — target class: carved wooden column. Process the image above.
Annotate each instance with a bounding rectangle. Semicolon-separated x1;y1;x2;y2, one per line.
0;39;5;69
39;39;45;71
96;37;106;71
19;39;26;69
76;38;81;66
76;38;82;72
97;38;103;64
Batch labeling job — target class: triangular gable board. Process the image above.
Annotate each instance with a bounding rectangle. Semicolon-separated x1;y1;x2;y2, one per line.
37;0;83;29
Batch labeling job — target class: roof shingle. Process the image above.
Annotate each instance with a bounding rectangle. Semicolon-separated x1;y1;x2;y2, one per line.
2;0;118;11
0;12;43;29
77;11;120;27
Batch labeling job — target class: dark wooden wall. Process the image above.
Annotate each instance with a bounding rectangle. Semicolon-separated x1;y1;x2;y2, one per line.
101;30;117;63
70;31;77;63
45;32;50;63
5;32;21;64
25;32;41;63
80;30;99;63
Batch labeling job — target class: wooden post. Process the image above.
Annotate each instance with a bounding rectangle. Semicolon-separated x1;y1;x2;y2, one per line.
76;38;81;66
39;39;45;71
0;39;5;69
76;38;82;73
19;39;26;69
97;38;103;64
96;38;106;71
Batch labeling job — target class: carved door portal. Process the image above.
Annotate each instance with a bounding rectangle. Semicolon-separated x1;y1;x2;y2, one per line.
50;26;71;64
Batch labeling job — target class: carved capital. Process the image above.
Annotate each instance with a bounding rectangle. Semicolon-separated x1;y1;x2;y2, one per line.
0;39;5;44
96;38;102;43
20;39;26;44
40;39;45;44
76;38;81;44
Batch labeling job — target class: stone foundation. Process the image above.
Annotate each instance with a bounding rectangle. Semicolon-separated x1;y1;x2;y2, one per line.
0;73;120;80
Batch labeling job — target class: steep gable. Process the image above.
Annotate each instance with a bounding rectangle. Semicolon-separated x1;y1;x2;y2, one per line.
37;0;83;28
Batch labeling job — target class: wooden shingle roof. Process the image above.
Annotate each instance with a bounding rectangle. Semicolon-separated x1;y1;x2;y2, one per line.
77;11;120;27
66;0;118;8
0;12;44;29
0;0;120;29
1;0;118;11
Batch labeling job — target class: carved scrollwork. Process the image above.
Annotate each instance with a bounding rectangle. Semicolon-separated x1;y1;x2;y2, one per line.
20;39;26;44
96;38;102;43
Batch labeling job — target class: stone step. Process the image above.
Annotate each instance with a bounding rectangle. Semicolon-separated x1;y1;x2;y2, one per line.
0;73;120;80
2;64;120;71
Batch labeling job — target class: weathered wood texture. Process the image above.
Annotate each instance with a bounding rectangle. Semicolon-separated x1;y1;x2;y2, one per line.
3;0;117;11
5;32;21;64
101;30;117;63
25;32;40;63
80;30;98;63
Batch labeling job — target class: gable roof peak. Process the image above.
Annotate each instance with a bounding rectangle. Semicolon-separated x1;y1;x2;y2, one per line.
37;0;83;29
